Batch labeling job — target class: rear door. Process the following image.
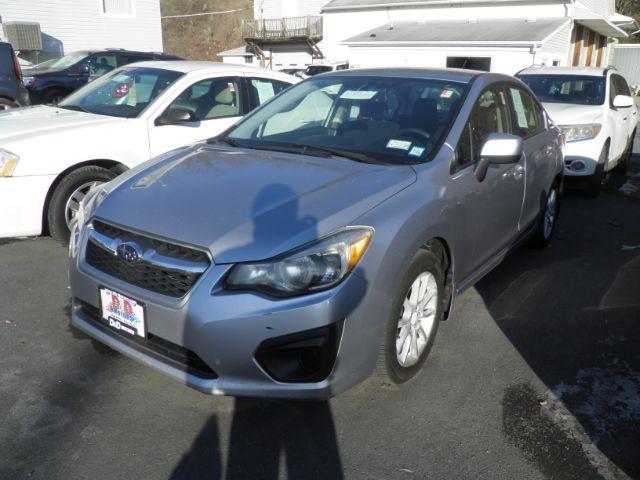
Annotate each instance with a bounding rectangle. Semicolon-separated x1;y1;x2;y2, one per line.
506;85;556;229
147;74;247;157
452;84;525;274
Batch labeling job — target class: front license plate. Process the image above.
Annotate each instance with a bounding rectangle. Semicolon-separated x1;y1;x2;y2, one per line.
99;287;146;339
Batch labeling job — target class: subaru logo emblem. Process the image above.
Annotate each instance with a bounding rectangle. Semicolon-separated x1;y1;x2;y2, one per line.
116;242;142;263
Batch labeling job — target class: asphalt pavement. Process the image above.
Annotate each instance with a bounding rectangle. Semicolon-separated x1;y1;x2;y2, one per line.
1;157;639;480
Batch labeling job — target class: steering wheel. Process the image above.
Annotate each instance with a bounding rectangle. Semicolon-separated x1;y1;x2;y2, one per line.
395;128;431;143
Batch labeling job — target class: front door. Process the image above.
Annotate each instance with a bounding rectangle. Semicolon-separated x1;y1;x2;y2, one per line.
452;85;525;277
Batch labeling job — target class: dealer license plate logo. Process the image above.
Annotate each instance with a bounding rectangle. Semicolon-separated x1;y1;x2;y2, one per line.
100;288;145;338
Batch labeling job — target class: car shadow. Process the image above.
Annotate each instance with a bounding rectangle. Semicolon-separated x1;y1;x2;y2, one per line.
474;183;640;477
173;183;357;479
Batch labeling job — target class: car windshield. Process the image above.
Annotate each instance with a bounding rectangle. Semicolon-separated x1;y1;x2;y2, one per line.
45;51;90;70
58;67;183;118
224;76;467;164
518;74;606;106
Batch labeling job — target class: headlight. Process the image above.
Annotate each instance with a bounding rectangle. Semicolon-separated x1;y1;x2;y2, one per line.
22;76;36;87
225;227;373;297
0;148;19;177
560;124;601;143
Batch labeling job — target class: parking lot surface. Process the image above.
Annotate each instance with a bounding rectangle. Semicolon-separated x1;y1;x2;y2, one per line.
1;160;639;480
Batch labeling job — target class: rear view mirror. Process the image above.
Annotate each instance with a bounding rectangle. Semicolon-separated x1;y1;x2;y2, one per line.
613;95;634;109
475;133;523;182
155;108;195;126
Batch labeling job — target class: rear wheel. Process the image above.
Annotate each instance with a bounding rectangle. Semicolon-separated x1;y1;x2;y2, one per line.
377;249;444;385
529;181;561;249
47;166;116;245
0;98;18;110
42;89;67;105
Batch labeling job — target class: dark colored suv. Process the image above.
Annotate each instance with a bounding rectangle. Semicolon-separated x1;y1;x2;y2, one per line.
22;49;182;104
0;42;30;110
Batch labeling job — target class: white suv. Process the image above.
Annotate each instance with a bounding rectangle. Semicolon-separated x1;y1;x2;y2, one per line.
518;67;637;196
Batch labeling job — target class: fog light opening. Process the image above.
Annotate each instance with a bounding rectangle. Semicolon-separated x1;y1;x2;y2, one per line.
255;322;343;383
569;160;586;172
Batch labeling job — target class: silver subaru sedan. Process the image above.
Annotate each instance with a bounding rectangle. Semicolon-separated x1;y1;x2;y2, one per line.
69;68;564;399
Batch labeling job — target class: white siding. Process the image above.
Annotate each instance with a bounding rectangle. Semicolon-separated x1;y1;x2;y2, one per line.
0;0;162;59
348;45;535;75
537;20;572;65
577;0;611;17
255;0;328;19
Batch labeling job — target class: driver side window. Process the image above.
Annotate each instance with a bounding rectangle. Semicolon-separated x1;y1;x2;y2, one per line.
454;86;510;172
165;77;243;122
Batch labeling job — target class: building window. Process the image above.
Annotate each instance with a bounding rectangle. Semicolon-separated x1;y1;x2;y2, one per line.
102;0;134;15
244;56;253;64
446;57;491;72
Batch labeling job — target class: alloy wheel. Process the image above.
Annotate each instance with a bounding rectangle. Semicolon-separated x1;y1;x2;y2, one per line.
395;272;439;367
64;181;103;228
543;188;557;240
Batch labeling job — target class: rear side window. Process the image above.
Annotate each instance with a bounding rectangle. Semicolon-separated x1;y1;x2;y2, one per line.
508;87;543;138
247;78;291;107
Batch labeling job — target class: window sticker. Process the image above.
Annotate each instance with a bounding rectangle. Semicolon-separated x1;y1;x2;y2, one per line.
408;146;426;158
510;88;529;129
340;90;378;100
387;139;412;151
440;89;454;99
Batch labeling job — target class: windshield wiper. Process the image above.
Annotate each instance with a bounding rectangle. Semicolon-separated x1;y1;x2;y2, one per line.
57;104;93;114
254;143;380;164
209;136;242;148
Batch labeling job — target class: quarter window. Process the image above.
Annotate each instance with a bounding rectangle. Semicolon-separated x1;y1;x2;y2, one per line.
166;77;242;121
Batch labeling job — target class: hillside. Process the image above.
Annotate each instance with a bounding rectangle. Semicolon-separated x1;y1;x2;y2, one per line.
160;0;252;60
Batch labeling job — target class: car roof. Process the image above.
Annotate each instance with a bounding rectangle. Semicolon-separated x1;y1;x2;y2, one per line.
319;67;489;84
518;66;608;77
123;60;296;79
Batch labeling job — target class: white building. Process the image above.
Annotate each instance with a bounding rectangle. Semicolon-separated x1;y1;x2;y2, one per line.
222;0;636;75
0;0;163;63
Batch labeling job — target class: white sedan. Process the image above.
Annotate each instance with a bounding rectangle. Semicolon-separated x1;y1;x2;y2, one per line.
0;61;297;241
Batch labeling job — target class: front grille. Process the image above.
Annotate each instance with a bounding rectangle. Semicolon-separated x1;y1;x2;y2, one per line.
78;301;217;379
85;220;210;298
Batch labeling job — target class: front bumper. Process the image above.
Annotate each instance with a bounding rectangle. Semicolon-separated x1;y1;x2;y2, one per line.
563;137;605;177
69;225;386;399
0;175;56;237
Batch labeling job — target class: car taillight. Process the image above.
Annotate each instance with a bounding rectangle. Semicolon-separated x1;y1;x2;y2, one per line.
12;53;22;81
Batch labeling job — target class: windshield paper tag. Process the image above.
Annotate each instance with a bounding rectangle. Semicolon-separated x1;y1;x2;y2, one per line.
387;139;412;151
340;90;378;100
408;146;426;158
440;89;454;98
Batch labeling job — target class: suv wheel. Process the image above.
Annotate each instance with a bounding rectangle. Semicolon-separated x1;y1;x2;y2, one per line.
619;133;635;174
0;98;17;110
47;166;116;244
377;248;443;385
42;89;66;105
586;144;608;198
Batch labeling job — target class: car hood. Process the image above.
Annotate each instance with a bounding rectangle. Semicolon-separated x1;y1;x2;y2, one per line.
0;105;121;144
95;144;417;263
542;103;603;125
22;67;61;76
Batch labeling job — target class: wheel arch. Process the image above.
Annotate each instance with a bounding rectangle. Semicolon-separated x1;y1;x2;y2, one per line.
420;237;454;320
41;159;128;234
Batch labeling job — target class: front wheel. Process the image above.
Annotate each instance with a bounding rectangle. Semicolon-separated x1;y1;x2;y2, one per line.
0;98;18;110
585;144;608;198
376;249;444;385
47;166;116;245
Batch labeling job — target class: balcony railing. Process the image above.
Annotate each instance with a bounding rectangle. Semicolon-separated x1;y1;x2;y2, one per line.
243;16;323;43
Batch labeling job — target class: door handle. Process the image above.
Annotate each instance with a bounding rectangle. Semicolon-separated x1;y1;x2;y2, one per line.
624;117;629;121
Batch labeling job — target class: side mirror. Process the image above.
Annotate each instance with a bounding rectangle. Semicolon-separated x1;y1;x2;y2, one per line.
475;133;523;182
155;108;195;126
78;64;90;75
613;94;634;109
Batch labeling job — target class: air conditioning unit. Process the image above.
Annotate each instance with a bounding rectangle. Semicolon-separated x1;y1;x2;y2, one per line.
2;21;43;51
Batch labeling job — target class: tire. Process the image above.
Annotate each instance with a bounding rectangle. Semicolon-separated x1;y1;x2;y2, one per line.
586;144;608;198
47;166;116;245
528;181;561;249
0;98;18;110
42;89;67;105
376;248;444;385
618;134;635;174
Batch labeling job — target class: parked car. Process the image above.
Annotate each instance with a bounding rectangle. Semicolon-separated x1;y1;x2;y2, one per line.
303;61;350;77
0;61;297;242
518;66;637;196
69;68;564;399
0;42;30;110
22;49;183;105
